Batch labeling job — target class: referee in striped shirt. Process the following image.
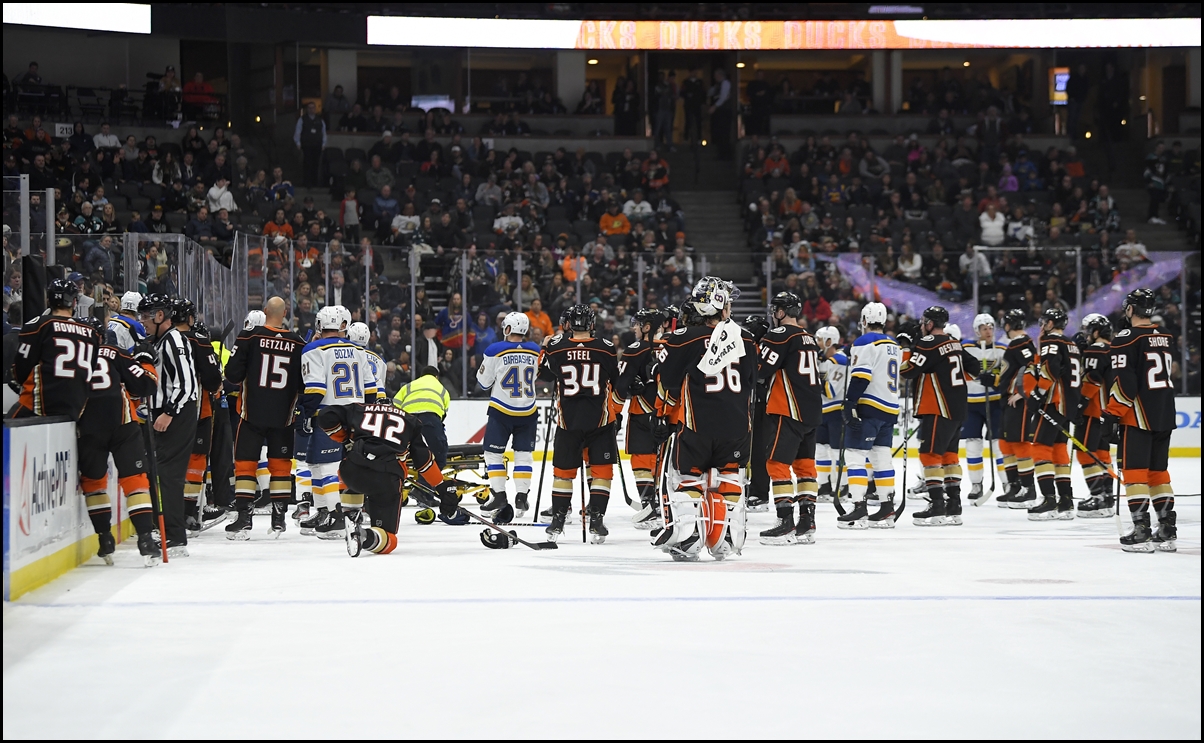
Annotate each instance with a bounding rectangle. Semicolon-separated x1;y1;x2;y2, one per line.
141;295;199;553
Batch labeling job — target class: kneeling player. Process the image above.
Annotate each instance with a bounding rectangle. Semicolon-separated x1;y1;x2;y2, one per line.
476;312;541;523
654;278;756;560
836;303;901;529
318;402;457;556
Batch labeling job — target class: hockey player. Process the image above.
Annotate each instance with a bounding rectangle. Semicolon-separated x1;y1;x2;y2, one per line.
741;314;772;513
1075;314;1117;517
348;322;385;387
328;320;387;524
223;297;305;539
537;304;622;543
991;309;1038;509
652;278;756;560
109;291;146;352
836;303;902;529
1107;289;1178;553
174;302;226;532
899;306;973;526
961;314;1005;505
10;279;99;420
318;401;459;556
298;305;380;539
615;307;670;528
77;313;161;566
475;312;541;523
1023;308;1080;521
814;325;849;503
756;292;824;545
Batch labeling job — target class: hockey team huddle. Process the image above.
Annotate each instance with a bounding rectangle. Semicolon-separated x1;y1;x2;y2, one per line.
10;273;1179;565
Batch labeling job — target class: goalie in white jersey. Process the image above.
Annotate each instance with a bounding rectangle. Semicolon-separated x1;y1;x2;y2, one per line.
475;312;542;523
961;314;1005;504
297;305;380;538
814;326;849;502
836;303;902;529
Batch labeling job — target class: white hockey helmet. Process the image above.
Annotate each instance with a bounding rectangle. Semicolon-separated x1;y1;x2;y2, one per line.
973;313;995;331
316;306;345;332
815;326;841;349
333;305;352;333
120;291;142;312
946;323;962;341
860;302;888;329
689;276;735;318
347;321;370;347
244;310;266;330
502;311;530;338
1079;312;1106;332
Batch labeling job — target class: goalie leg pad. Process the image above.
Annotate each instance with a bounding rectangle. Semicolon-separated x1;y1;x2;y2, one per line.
655;482;702;549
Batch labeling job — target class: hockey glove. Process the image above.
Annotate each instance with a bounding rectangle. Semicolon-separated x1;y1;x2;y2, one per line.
613;412;624;430
651;417;671;443
1030;385;1048;405
436;480;461;519
132;341;158;366
895;331;914;349
294;413;313;436
978;371;996;389
1102;414;1120;445
843;404;860;423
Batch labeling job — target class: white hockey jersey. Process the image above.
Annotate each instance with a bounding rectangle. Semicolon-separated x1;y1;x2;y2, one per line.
301;337;380;408
108;313;145;352
476;340;542;416
820;350;850;414
847;331;901;418
963;339;1005;403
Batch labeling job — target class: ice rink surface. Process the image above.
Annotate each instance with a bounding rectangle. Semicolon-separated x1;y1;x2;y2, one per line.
4;459;1200;739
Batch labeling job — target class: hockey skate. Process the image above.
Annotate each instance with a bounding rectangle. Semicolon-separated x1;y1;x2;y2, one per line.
514;492;529;519
746;493;770;512
197;503;228;532
292;497;312;522
270;501;287;538
253;489;271;516
945;493;964;525
540;506;573;525
794;502;817;544
910;478;930;501
137;532;160;567
1027;494;1059;521
299;507;328;536
97;531;116;565
481;490;508;518
545;509;568;543
315;508;346;540
666;534;701;562
815;482;834;504
1054;494;1075;521
968;482;989;507
166;538;189;558
588;510;608;544
631;495;660;530
225;509;253;540
996;481;1022;508
1120;514;1155;553
1008;486;1038;510
345;510;365;558
1076;494;1114;518
868;500;896;528
836;501;869;530
913;494;947;526
1153;512;1177;553
759;510;796;545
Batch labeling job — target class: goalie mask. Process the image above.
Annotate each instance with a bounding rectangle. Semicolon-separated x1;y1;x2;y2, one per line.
689;276;736;318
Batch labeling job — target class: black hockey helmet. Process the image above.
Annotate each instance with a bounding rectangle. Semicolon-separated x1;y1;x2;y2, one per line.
138;292;171;316
922;305;949;328
664;304;681;323
1081;313;1113;340
895;321;921;349
47;278;79;310
1122;288;1157;318
635;307;666;333
770;291;803;319
170;298;196;325
1003;308;1028;332
78;315;105;334
565;304;595;333
1040;307;1068;330
193;320;210;340
742;314;771;342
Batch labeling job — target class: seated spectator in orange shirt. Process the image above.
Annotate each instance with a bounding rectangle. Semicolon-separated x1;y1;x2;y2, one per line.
763;149;790;176
524;297;554;339
642;151;671;191
598;202;631;236
182;72;217;105
262;208;294;241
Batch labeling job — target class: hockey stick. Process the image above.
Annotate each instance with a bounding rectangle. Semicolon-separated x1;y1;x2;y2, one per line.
829;349;851;516
895;381;911;522
1031;406;1120;481
139;402;170;564
891;424;919;457
580;466;587;544
979;340;999;500
531;399;555;520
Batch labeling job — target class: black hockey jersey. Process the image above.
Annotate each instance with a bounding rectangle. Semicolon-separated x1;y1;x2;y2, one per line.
224;324;305;428
757;324;822;427
1107;325;1176;432
538;333;621;431
83;343;159;426
1079;342;1111;419
900;331;972;420
1029;331;1080;416
996;334;1036;397
12;314;100;419
318;402;442;486
615;339;660;415
656;324;757;436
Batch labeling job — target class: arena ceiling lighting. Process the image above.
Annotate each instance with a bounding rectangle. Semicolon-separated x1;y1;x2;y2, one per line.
2;2;151;33
367;16;1200;50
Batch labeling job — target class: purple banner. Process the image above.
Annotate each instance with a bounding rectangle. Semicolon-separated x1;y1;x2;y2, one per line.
820;251;1186;335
